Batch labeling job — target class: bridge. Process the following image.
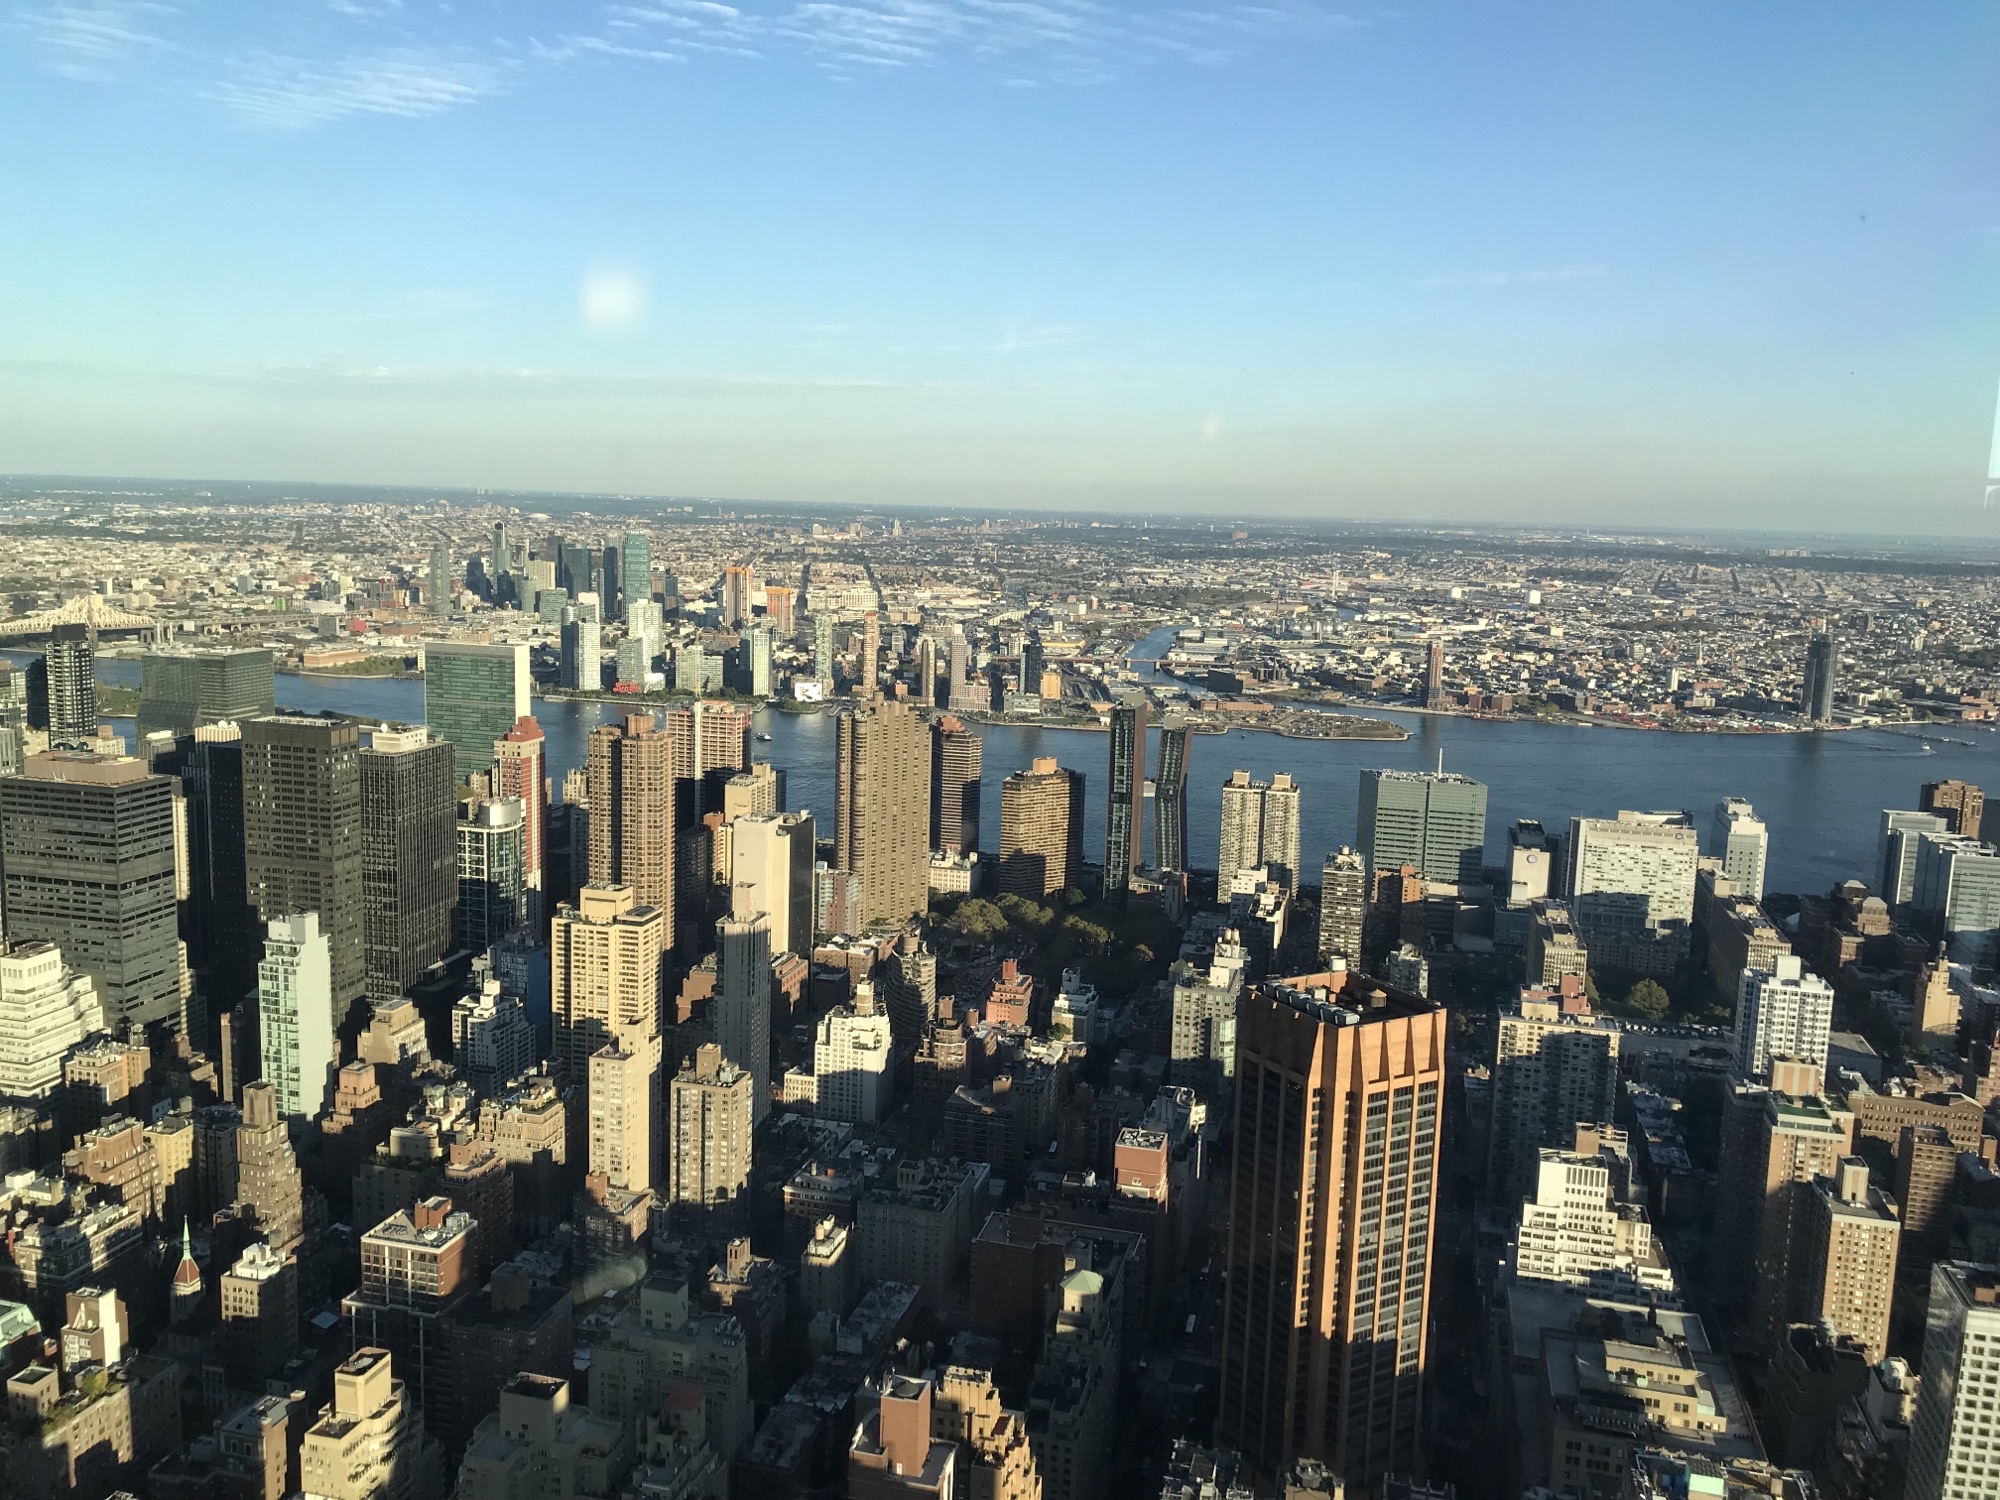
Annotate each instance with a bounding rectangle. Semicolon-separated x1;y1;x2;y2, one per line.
0;593;161;641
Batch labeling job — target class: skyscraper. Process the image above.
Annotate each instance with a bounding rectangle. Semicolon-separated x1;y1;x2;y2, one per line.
930;717;982;856
1921;779;1986;840
258;912;336;1125
1563;810;1699;973
492;716;547;926
730;811;815;958
619;529;652;623
1732;954;1836;1082
722;564;756;628
1218;770;1304;890
666;699;754;802
243;715;365;1015
550;883;664;1090
1103;700;1148;902
136;647;276;740
1486;978;1621;1203
834;699;932;926
1317;847;1366;964
1882;808;1952;906
715;913;772;1125
1356;768;1488;885
423;641;530;777
1911;833;2000;964
560;607;600;692
492;521;512;578
669;1042;754;1223
359;727;457;1005
999;757;1083;898
181;723;256;1010
1802;624;1837;724
429;538;453;616
589;1032;661;1194
585;714;675;952
1712;797;1769;898
1217;969;1446;1488
0;752;181;1027
1155;713;1191;875
1908;1261;2000;1500
43;624;97;745
1423;637;1446;710
814;613;835;691
456;796;527;950
763;584;796;639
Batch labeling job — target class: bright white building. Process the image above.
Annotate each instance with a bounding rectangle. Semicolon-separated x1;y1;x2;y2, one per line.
1907;1261;2000;1500
1512;1148;1678;1303
259;912;336;1124
1713;798;1769;898
808;982;892;1124
1733;954;1835;1083
0;941;105;1100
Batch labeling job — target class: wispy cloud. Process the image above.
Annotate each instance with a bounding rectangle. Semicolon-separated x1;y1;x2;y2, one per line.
13;0;176;81
0;354;924;398
564;0;1361;82
200;48;503;129
11;0;1363;126
1419;262;1610;288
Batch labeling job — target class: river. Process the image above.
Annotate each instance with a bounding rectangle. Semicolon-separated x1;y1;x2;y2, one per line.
69;642;2000;898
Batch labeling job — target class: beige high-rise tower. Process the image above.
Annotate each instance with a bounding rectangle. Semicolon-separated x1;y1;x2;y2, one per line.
300;1347;440;1500
551;884;664;1089
668;1042;753;1217
1797;1157;1901;1363
585;714;675;951
835;699;932;926
999;757;1083;898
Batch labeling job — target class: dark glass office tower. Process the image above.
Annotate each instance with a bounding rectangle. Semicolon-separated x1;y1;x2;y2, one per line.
137;647;277;740
1803;626;1837;724
0;751;182;1027
359;727;458;1004
181;725;257;1021
242;715;365;1018
1155;712;1192;875
559;542;597;598
1103;699;1148;902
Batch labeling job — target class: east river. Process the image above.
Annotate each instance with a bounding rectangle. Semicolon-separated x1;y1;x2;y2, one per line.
72;642;2000;899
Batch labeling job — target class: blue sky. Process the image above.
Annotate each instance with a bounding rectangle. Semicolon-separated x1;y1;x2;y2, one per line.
3;2;1999;533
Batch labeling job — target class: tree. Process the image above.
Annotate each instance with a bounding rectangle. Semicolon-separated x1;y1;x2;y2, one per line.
947;898;1008;941
1624;978;1671;1022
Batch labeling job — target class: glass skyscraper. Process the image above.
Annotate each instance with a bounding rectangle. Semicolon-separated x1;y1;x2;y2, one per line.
1357;767;1489;884
619;529;652;623
137;647;276;740
423;641;530;776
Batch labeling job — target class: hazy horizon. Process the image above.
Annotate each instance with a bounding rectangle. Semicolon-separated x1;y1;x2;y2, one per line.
6;3;1999;536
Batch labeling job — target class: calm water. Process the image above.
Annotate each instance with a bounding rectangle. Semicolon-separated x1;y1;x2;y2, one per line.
80;645;2000;896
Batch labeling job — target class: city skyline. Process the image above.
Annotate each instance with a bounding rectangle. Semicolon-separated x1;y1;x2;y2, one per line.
5;5;2000;532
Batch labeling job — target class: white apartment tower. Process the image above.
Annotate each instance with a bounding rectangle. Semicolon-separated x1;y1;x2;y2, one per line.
1733;954;1835;1084
259;912;337;1125
1713;798;1770;899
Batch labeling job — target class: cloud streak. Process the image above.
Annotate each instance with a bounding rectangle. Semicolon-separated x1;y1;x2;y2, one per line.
200;48;503;128
1419;262;1610;288
9;1;1365;126
13;0;176;81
